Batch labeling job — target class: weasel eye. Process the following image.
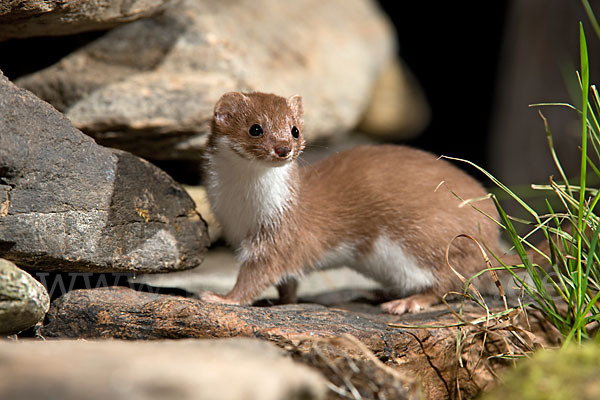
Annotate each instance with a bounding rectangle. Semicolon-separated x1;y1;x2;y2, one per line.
291;126;300;139
249;124;263;137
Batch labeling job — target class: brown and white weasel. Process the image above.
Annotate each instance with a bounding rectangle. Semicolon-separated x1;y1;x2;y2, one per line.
201;91;504;314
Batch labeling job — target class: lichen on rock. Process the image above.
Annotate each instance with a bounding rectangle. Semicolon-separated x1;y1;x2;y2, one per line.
482;343;600;400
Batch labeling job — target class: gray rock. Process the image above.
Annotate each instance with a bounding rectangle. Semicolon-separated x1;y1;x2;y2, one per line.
0;71;209;272
0;338;327;400
0;258;49;335
0;0;172;41
16;0;396;160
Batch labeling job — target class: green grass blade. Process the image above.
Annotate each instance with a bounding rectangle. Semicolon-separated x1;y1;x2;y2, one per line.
492;195;554;306
538;110;573;196
443;156;541;222
529;102;579;111
582;0;600;40
572;22;590;344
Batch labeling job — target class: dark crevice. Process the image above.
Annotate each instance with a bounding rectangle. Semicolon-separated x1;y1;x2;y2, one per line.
0;30;108;80
28;270;197;302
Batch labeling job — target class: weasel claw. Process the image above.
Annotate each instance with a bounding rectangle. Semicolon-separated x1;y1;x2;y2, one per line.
381;293;438;315
381;299;422;314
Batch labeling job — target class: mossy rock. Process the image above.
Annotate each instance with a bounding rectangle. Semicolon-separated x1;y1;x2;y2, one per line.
482;343;600;400
0;259;49;335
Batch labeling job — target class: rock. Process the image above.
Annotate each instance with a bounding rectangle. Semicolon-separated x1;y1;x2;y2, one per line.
0;259;49;335
289;333;417;400
184;186;221;243
16;0;396;161
41;286;560;399
482;343;600;400
0;71;209;272
357;57;430;139
0;0;172;41
0;338;327;400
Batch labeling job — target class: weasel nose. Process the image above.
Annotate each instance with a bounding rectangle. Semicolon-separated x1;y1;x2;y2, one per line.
274;146;291;158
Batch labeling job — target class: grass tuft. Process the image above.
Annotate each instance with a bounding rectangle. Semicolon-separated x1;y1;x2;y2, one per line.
448;22;600;346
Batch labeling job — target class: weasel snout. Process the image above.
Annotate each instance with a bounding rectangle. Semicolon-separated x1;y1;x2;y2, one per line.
274;146;291;158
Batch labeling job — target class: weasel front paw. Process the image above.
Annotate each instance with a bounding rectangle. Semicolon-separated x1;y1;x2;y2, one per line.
200;291;240;305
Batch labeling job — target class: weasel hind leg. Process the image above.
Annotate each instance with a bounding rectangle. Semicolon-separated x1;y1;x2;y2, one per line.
380;291;439;315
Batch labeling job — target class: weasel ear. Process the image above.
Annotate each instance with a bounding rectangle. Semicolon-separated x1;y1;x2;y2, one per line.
214;92;248;123
287;95;304;120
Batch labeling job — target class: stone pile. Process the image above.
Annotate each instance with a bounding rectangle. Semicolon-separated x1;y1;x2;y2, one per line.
39;286;559;399
0;1;444;399
14;0;400;161
0;72;210;274
0;68;209;336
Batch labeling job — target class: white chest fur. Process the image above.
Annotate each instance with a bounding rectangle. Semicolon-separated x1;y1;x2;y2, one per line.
204;139;294;247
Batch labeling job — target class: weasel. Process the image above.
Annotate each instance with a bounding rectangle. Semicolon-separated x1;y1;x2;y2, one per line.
201;91;504;314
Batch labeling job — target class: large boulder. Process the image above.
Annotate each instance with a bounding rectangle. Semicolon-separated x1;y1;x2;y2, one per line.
0;258;49;335
16;0;396;161
0;0;171;41
0;338;327;400
0;71;209;272
357;58;431;139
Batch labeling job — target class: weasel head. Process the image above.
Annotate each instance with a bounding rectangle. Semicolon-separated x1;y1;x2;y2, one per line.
208;92;305;165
